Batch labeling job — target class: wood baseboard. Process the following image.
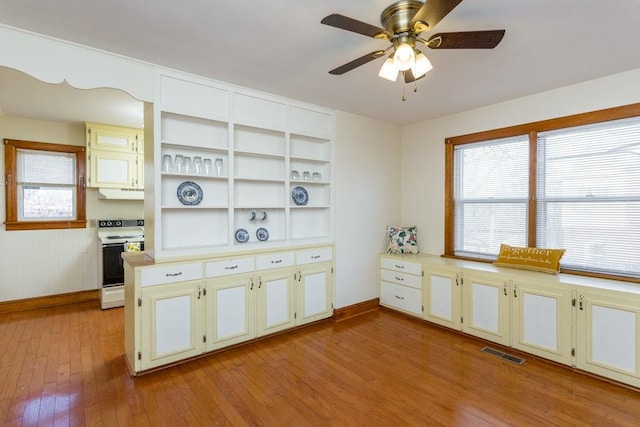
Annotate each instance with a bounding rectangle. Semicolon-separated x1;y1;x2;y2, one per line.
333;298;380;322
0;289;99;314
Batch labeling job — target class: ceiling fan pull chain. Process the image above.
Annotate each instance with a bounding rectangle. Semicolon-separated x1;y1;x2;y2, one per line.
402;82;407;101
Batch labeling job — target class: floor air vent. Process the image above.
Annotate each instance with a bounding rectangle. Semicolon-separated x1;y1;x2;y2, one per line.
481;347;525;365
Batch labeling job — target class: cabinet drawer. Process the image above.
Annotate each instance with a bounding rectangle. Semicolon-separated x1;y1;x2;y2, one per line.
380;269;421;289
380;257;422;276
141;262;202;287
206;257;254;277
256;252;294;270
296;247;333;265
380;282;422;316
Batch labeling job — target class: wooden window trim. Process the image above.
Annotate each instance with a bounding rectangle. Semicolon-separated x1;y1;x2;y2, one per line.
4;139;86;231
444;102;640;283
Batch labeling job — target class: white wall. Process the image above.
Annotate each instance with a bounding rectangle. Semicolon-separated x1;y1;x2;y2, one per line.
334;111;401;308
0;116;143;302
400;68;640;256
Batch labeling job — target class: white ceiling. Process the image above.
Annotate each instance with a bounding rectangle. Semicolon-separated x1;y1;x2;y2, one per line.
1;0;640;127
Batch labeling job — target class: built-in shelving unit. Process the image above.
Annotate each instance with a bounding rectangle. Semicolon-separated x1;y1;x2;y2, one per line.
147;73;334;260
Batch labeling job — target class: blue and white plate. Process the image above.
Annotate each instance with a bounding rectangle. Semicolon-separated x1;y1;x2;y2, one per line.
235;228;249;243
177;181;203;206
291;186;309;206
256;227;269;242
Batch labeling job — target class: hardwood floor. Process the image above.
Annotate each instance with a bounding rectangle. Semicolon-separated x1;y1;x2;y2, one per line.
1;302;640;426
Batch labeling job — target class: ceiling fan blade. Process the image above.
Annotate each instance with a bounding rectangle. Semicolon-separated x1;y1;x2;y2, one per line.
427;30;506;49
410;0;463;33
321;14;386;38
328;50;386;75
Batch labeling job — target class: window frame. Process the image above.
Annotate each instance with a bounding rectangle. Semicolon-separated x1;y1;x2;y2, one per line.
445;102;640;282
4;139;86;231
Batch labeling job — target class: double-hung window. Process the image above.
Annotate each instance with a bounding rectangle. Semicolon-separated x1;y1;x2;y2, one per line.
4;139;86;230
445;103;640;280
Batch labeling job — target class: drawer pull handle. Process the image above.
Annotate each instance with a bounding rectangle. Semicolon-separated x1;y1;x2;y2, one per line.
311;255;321;259
395;295;405;300
271;259;282;264
395;276;404;281
165;272;182;277
394;264;404;269
225;265;238;270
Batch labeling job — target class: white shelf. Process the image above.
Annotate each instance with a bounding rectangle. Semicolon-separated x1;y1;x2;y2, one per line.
234;177;286;183
161;205;228;210
152;75;334;259
162;172;228;180
234;149;285;160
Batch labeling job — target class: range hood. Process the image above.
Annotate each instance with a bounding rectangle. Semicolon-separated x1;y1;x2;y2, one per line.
98;188;144;200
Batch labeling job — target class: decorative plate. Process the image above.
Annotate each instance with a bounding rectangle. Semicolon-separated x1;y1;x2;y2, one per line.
291;186;309;206
177;181;203;206
256;227;269;242
235;228;249;243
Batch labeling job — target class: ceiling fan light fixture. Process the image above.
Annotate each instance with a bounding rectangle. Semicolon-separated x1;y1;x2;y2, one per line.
393;42;415;71
378;57;398;81
413;51;433;79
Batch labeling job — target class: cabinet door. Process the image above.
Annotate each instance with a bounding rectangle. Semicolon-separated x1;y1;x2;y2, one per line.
88;125;138;152
511;280;573;365
295;263;334;325
576;289;640;387
462;271;510;346
256;269;295;336
140;280;204;371
135;153;144;190
424;266;462;330
89;150;138;188
205;273;255;351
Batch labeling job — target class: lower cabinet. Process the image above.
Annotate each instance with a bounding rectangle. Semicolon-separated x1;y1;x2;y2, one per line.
256;268;296;335
295;262;334;325
575;287;640;387
205;272;255;351
139;280;204;371
125;246;334;375
461;270;512;347
380;255;586;371
510;279;573;365
461;269;573;365
379;255;423;317
423;264;462;330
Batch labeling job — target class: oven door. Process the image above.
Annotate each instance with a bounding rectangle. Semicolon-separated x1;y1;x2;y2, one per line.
102;241;144;287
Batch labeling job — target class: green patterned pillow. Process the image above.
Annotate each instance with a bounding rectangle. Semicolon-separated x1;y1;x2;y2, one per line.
386;226;419;254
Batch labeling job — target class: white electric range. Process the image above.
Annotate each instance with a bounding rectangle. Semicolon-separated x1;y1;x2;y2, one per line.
97;219;144;309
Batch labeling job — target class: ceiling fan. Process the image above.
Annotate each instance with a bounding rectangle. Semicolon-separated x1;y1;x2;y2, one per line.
321;0;505;84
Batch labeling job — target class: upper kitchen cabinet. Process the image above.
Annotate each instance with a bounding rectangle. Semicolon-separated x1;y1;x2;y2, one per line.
85;122;144;190
147;72;334;260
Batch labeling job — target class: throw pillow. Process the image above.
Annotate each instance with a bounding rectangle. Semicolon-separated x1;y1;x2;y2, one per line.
386;226;419;254
494;243;565;274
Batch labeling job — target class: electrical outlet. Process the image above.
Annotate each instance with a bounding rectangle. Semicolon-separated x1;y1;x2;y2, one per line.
88;219;97;228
